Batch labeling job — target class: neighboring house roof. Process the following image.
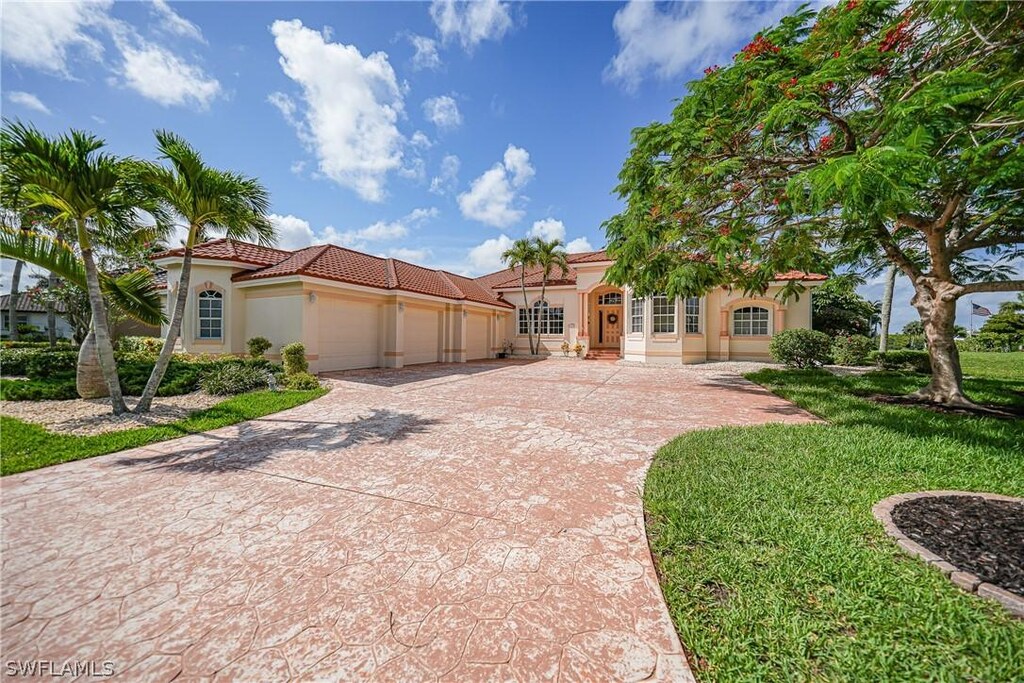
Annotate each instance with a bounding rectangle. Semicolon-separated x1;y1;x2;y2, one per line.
0;293;66;314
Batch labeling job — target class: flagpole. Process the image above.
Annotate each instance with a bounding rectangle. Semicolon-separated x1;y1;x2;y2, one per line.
970;300;974;334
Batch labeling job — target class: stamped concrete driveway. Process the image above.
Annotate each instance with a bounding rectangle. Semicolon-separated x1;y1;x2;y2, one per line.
1;360;814;682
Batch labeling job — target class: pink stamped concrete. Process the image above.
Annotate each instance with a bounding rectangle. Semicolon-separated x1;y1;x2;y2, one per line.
1;360;814;681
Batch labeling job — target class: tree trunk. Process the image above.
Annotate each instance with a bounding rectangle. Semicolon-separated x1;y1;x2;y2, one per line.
8;259;22;341
77;223;126;413
878;264;897;352
77;326;108;398
135;246;192;413
910;287;971;406
520;269;535;355
47;300;57;347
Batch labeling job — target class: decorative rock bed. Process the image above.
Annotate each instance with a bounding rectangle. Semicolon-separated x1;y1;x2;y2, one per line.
873;491;1024;617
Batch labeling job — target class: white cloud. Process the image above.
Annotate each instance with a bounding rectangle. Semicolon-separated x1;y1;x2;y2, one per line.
458;145;534;227
410;131;433;149
528;218;566;242
6;91;52;115
605;0;796;91
271;19;405;202
290;160;306;175
385;247;432;262
268;213;318;250
150;0;204;43
91;115;106;125
408;34;441;70
422;95;462;130
430;154;460;195
0;0;109;76
467;234;514;274
113;35;221;109
430;0;516;52
271;208;438;253
566;237;594;253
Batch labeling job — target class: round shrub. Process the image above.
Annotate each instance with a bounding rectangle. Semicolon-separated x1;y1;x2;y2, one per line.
769;329;832;368
281;342;308;375
200;363;271;396
284;371;320;391
830;335;874;366
247;336;273;358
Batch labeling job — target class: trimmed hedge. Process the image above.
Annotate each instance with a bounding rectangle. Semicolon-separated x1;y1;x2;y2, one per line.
1;347;77;377
201;363;274;396
869;349;932;373
830;335;874;366
769;329;832;368
284;371;320;390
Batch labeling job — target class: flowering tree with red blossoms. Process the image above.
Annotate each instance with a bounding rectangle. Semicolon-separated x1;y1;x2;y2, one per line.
604;0;1023;406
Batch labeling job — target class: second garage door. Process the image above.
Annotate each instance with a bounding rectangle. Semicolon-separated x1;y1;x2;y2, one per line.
317;296;380;371
404;306;441;365
466;312;489;360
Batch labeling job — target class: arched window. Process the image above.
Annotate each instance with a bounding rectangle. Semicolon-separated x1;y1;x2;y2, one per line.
197;290;223;339
733;306;770;336
518;299;564;336
598;292;622;306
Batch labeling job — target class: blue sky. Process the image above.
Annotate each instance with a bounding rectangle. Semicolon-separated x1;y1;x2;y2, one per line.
0;0;1018;330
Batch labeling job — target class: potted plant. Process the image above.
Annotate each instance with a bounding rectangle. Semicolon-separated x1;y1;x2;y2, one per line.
561;340;571;357
498;339;513;358
573;342;584;358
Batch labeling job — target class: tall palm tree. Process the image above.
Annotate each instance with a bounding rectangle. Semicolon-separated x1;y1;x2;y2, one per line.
1;122;159;413
502;238;539;355
533;237;569;347
878;264;898;352
134;131;273;413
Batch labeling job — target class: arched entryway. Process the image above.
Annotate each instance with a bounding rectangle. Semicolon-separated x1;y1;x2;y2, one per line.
589;286;624;351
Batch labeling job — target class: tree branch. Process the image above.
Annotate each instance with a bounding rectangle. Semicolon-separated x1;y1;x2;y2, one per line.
960;279;1024;295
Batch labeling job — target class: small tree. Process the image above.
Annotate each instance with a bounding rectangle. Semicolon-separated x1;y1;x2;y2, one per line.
501;238;540;354
533;237;569;343
811;275;876;337
976;294;1024;351
247;336;272;358
605;1;1023;407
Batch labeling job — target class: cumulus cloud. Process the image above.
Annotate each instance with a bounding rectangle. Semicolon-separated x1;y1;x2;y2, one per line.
458;145;534;227
385;247;433;262
430;154;461;195
528;218;566;242
422;95;462;130
271;19;405;202
566;237;594;253
0;0;109;76
150;0;204;43
112;34;221;109
408;33;441;70
429;0;516;52
410;131;433;149
270;208;438;252
6;91;52;115
605;0;796;91
467;234;514;274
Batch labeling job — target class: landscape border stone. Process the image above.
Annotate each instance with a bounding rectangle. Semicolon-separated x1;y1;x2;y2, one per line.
872;490;1024;618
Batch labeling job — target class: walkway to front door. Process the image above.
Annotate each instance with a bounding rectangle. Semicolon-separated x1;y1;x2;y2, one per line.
1;360;815;681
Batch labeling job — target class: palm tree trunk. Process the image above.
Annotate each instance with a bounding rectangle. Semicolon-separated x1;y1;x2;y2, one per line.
135;246;192;413
46;300;56;346
77;326;106;398
539;280;548;356
520;269;534;355
8;259;22;341
878;264;897;353
77;221;126;413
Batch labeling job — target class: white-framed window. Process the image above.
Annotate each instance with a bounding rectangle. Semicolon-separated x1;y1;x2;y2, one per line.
684;297;700;334
598;292;623;306
630;296;644;334
733;306;770;336
518;300;564;336
197;290;223;339
652;295;676;334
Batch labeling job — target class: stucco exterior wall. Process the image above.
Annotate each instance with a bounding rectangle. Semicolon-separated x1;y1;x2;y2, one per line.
164;262;244;356
503;286;579;355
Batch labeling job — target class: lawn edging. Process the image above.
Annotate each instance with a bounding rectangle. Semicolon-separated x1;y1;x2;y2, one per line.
873;490;1024;618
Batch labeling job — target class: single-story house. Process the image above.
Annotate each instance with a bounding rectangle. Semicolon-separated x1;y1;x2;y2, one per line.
153;238;826;372
0;293;73;340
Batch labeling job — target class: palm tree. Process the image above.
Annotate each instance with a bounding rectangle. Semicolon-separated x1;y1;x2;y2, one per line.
134;131;273;413
533;237;569;347
878;264;897;352
501;238;539;355
0;122;161;413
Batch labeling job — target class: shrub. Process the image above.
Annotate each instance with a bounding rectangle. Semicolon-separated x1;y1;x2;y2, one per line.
247;336;273;358
284;371;320;390
25;350;78;378
830;335;874;366
869;349;932;374
116;336;163;355
200;363;271;396
769;329;832;368
281;342;308;375
1;347;77;377
1;341;73;349
0;377;78;401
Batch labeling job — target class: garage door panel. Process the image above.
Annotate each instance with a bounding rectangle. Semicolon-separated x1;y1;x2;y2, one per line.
467;313;488;360
318;297;380;371
404;307;439;365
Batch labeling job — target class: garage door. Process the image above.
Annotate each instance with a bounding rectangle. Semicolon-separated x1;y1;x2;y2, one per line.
318;296;380;371
404;307;440;365
467;312;489;360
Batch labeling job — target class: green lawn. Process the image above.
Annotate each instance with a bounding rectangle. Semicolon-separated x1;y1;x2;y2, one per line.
0;388;327;476
644;367;1024;681
961;351;1024;381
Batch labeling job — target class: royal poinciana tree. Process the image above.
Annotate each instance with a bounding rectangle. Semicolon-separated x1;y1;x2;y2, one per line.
605;0;1023;406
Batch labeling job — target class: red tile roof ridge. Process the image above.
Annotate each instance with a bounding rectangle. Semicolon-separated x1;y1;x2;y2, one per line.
434;270;465;299
385;258;398;289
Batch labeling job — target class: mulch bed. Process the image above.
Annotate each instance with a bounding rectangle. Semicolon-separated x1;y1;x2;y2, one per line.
891;495;1024;596
869;394;1024;419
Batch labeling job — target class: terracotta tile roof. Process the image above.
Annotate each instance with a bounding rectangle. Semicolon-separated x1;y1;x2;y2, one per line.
774;270;828;281
0;293;66;313
567;250;610;263
152;238;292;267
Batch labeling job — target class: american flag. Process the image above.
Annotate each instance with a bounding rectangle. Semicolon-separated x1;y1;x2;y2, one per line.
972;302;992;316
